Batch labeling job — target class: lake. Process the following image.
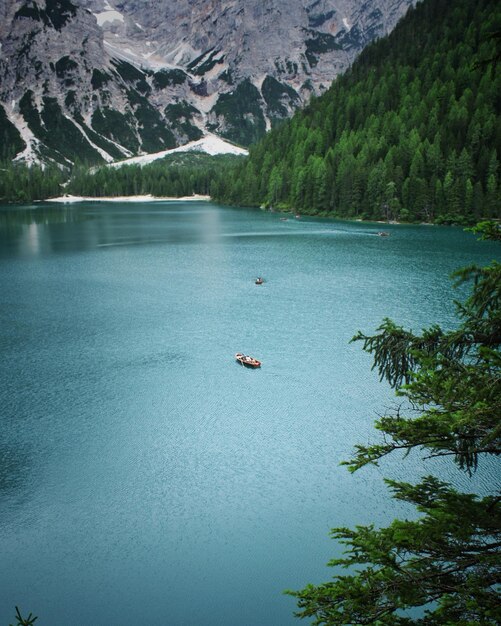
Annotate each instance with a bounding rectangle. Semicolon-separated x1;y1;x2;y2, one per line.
0;201;499;625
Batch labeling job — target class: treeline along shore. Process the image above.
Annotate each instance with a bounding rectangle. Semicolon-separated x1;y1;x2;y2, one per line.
211;0;501;225
1;0;500;228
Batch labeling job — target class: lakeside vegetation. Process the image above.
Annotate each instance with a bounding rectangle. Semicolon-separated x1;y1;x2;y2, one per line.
288;221;501;624
0;162;64;203
1;0;499;621
1;0;499;228
65;153;242;199
0;153;241;205
213;0;501;225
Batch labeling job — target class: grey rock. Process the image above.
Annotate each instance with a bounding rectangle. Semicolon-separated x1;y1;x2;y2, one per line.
0;0;416;165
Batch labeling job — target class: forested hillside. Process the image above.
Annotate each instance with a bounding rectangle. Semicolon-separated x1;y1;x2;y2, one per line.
0;163;64;203
66;154;243;199
0;154;242;204
214;0;501;224
2;0;499;213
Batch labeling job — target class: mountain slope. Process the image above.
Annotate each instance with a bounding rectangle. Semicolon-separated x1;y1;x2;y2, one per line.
0;0;415;165
213;0;501;223
0;0;181;165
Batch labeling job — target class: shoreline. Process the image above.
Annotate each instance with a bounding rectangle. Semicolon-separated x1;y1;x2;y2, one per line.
45;193;211;204
34;196;478;228
261;207;479;228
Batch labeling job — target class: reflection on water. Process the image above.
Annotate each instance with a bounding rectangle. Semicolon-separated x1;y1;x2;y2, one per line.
0;204;86;228
0;205;87;256
0;202;223;256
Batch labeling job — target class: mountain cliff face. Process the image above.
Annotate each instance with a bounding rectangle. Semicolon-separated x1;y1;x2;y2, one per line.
0;0;415;165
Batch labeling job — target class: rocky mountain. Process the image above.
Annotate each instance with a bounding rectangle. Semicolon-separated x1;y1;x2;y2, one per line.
0;0;415;166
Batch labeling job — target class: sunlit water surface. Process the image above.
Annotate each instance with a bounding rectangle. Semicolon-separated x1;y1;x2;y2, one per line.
0;202;499;625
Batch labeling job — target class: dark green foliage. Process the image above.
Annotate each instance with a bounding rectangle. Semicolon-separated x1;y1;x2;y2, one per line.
67;153;244;198
214;0;501;223
164;102;203;141
44;0;77;30
19;91;43;137
54;55;78;87
0;105;26;160
91;107;140;154
191;49;224;76
14;0;77;30
112;59;150;94
187;47;215;72
288;231;501;624
39;97;104;164
55;55;78;79
0;151;242;203
18;91;104;165
210;79;266;146
152;69;188;89
290;478;501;625
305;31;342;67
163;101;200;122
91;69;111;90
348;262;501;473
111;59;146;83
0;161;65;202
334;24;364;52
274;59;300;76
72;113;126;161
469;220;501;241
261;76;300;126
9;606;37;626
126;91;176;152
218;68;235;84
14;2;44;23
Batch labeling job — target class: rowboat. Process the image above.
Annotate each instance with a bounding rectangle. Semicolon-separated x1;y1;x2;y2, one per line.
235;353;261;368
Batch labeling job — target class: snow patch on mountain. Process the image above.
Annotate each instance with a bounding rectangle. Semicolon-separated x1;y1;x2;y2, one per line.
70;117;115;162
48;193;211;203
103;41;149;68
4;105;39;166
94;10;124;27
0;0;417;165
109;134;248;168
164;42;200;67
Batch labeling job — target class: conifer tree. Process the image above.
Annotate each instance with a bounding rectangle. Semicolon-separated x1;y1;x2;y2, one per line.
214;0;501;224
288;224;501;625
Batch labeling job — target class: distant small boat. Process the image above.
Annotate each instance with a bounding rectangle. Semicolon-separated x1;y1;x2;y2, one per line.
280;217;288;221
377;231;390;237
295;214;301;219
235;353;261;368
255;277;264;285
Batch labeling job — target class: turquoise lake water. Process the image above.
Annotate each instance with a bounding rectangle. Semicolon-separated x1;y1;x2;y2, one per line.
0;201;499;625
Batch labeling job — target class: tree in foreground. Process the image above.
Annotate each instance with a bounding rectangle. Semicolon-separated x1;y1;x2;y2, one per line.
289;225;501;624
9;607;37;626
